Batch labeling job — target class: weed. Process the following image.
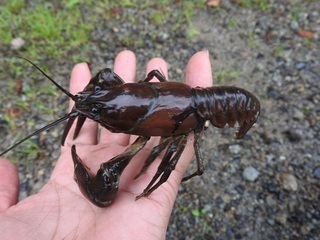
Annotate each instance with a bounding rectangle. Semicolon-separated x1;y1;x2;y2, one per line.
216;69;240;84
0;0;92;60
238;0;272;11
16;139;42;157
226;19;237;28
191;208;206;217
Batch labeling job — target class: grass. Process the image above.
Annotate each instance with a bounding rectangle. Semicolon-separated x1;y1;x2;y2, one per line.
177;1;204;38
216;69;241;84
15;140;42;156
191;208;206;217
1;0;203;62
238;0;272;11
247;31;259;47
0;0;92;61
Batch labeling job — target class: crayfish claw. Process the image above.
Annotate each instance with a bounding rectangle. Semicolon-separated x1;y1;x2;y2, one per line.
72;136;150;207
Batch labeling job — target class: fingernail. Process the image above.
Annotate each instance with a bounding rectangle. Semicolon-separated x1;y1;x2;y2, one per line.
202;49;210;59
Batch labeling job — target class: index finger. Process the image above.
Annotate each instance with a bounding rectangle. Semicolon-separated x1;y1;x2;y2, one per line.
63;63;98;147
172;50;213;180
185;50;213;88
99;50;137;146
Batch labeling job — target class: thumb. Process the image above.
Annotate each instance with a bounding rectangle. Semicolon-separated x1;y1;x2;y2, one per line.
0;158;19;211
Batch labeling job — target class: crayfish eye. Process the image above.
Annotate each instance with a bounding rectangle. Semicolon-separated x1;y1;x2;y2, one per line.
94;85;101;92
91;106;99;114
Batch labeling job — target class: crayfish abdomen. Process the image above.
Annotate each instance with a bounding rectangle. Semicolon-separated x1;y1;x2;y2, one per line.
193;86;260;139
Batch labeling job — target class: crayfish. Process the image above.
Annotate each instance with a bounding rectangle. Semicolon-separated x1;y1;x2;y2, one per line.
0;59;260;207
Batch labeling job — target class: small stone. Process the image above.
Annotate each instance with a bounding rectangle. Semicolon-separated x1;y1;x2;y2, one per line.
38;168;45;176
227;163;236;174
313;166;320;179
266;154;275;163
292;108;304;120
295;61;306;70
290;20;299;30
11;37;25;50
229;144;241;154
267;218;275;225
26;173;33;179
283;128;303;142
266;195;277;206
243;166;260;182
235;184;245;195
256;63;264;70
267;86;282;100
310;11;319;20
279;155;286;161
19;181;28;200
275;213;288;225
280;173;298;191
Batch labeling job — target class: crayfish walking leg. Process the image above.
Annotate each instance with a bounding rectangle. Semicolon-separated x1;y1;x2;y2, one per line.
134;136;172;179
136;134;188;200
182;127;205;181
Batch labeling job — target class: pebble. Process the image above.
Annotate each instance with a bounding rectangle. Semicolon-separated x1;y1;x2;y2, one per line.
267;87;282;100
295;61;306;70
229;144;241;154
283;128;303;142
280;173;298;192
292;108;304;121
290;20;299;30
235;184;245;195
275;213;288;225
266;154;276;163
242;166;260;182
266;195;277;206
38;168;45;176
312;166;320;179
10;37;25;50
19;181;28;200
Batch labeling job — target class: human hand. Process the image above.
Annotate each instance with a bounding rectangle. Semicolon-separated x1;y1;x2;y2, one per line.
0;50;212;239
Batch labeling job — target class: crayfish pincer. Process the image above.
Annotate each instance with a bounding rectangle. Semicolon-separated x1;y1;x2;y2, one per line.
72;136;149;207
0;60;260;208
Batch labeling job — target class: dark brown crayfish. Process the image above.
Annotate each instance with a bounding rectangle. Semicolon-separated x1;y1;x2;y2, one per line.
0;59;260;207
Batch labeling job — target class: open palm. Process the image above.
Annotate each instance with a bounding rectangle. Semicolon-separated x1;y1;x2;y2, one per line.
0;50;212;240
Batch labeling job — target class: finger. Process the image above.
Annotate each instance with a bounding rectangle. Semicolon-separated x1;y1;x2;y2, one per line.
120;58;169;181
68;63;92;111
127;57;169;148
0;158;19;211
120;58;170;185
185;50;213;88
64;63;98;147
114;50;137;83
99;50;136;146
145;57;169;80
173;50;213;179
137;51;213;208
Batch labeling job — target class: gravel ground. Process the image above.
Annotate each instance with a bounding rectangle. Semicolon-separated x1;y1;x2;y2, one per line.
1;1;320;239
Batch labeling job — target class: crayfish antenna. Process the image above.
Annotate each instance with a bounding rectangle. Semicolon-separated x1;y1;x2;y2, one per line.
0;58;80;156
20;57;77;101
0;114;72;157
